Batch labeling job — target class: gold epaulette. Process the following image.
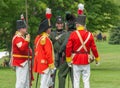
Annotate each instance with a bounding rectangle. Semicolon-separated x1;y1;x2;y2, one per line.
40;32;49;45
40;36;46;45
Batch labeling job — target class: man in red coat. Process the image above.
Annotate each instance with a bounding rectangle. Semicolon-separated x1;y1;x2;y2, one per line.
11;19;33;88
33;19;55;88
66;3;100;88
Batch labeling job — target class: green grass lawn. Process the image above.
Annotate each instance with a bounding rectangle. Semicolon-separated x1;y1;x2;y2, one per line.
0;41;120;88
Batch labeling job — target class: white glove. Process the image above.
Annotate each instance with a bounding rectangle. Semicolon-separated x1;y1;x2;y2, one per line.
67;63;72;67
96;62;100;66
50;68;56;74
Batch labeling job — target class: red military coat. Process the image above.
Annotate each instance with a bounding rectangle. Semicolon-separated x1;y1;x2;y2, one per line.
66;29;99;65
33;32;55;74
11;31;32;67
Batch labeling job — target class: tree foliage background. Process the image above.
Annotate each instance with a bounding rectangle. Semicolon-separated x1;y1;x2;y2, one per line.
85;0;120;32
0;0;120;53
109;27;120;44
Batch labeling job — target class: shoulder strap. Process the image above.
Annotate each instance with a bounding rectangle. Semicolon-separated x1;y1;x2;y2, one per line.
55;33;64;40
75;31;91;52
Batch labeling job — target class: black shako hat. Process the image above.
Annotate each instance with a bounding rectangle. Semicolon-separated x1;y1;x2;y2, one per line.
16;20;26;30
66;12;76;30
38;19;52;34
76;15;86;26
56;16;63;23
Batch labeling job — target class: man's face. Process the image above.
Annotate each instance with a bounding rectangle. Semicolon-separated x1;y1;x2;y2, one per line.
56;23;64;30
76;23;80;28
19;28;27;35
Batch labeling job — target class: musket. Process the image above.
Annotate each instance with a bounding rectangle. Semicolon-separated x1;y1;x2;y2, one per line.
35;73;39;88
25;0;31;88
67;69;70;88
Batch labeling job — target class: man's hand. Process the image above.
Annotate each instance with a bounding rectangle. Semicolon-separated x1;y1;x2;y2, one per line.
67;62;72;67
95;57;100;66
50;68;56;75
96;62;100;66
25;34;30;42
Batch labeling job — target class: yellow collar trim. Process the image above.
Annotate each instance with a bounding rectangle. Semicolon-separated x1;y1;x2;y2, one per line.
41;32;49;37
15;31;24;37
77;26;84;30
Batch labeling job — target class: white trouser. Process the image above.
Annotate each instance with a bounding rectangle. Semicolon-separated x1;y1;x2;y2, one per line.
15;62;29;88
73;64;90;88
40;71;53;88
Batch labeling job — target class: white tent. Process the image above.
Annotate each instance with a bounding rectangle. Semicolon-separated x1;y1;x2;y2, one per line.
0;51;9;59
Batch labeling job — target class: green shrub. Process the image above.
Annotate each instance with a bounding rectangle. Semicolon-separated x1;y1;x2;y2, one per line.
109;26;120;44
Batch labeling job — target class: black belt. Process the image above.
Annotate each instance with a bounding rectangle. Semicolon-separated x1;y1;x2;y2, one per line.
72;51;89;54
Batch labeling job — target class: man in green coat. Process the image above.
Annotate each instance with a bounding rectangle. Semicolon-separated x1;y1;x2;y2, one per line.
50;16;66;88
58;12;76;88
50;16;66;68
